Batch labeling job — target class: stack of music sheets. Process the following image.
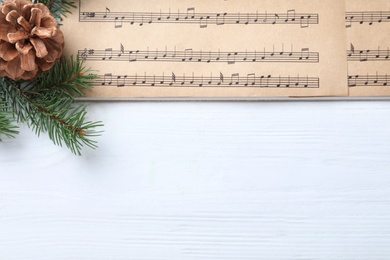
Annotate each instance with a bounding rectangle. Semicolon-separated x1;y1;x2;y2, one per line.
63;0;390;99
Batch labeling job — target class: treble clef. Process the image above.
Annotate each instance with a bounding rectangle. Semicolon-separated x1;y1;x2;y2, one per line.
80;48;88;61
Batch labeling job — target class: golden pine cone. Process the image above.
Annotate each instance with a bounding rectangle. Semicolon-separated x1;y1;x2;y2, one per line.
0;0;64;81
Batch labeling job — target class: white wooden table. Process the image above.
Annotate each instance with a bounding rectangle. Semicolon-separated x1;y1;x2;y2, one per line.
1;101;390;259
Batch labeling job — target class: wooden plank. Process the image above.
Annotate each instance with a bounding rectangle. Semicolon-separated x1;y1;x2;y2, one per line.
0;102;390;259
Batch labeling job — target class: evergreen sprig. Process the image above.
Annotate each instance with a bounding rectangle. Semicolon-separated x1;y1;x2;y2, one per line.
32;0;76;22
0;57;103;156
0;103;19;140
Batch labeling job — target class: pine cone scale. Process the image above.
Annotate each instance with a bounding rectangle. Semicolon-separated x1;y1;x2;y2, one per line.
0;42;19;61
1;3;17;16
30;37;47;57
31;26;53;38
6;56;23;78
20;49;36;71
17;16;31;31
29;7;42;27
15;41;32;54
7;30;28;43
0;24;16;41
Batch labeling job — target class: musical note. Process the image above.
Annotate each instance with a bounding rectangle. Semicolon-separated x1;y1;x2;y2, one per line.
279;43;284;55
117;75;127;87
172;46;177;59
243;49;248;61
130;13;135;25
303;75;310;88
272;14;279;25
79;45;319;64
144;47;149;59
300;48;310;60
276;75;281;87
347;44;390;62
118;43;124;57
129;50;139;62
230;73;240;85
79;8;319;28
207;73;213;85
245;73;256;86
199;15;209;28
286;9;296;22
227;52;237;64
159;73;165;84
115;16;124;28
170;72;176;86
345;11;390;28
103;7;110;18
348;43;355;57
199;75;204;86
206;51;212;63
244;13;250;25
148;12;153;24
216;12;227;25
92;73;320;88
270;45;275;57
154;48;158;60
348;73;389;87
218;72;224;85
300;14;310;28
102;48;113;60
101;73;112;85
185;7;195;19
175;10;180;21
183;48;193;61
260;75;271;88
197;50;203;62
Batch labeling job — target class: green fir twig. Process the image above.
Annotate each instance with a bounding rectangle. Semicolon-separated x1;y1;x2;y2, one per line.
0;102;19;140
32;0;76;22
0;57;103;156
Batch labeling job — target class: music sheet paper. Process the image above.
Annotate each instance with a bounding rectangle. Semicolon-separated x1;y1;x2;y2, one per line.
346;0;390;97
62;0;349;98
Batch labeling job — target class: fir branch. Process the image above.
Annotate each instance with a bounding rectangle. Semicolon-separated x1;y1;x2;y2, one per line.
2;78;103;155
0;57;103;156
33;0;76;22
0;100;19;140
33;56;97;98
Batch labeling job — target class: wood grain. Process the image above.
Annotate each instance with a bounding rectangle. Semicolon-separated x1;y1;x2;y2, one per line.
0;102;390;259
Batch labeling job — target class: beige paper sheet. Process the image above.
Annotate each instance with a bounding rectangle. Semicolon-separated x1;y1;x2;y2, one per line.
62;0;349;98
346;0;390;97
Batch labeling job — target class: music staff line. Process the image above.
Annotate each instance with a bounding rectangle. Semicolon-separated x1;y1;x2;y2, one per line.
92;72;320;88
347;43;390;62
80;8;319;28
80;45;319;64
346;11;390;28
348;73;389;87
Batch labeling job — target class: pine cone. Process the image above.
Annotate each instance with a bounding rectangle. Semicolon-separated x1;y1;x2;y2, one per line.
0;0;64;81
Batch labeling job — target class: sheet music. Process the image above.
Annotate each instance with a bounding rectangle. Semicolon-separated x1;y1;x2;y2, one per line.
63;0;348;98
346;0;390;96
